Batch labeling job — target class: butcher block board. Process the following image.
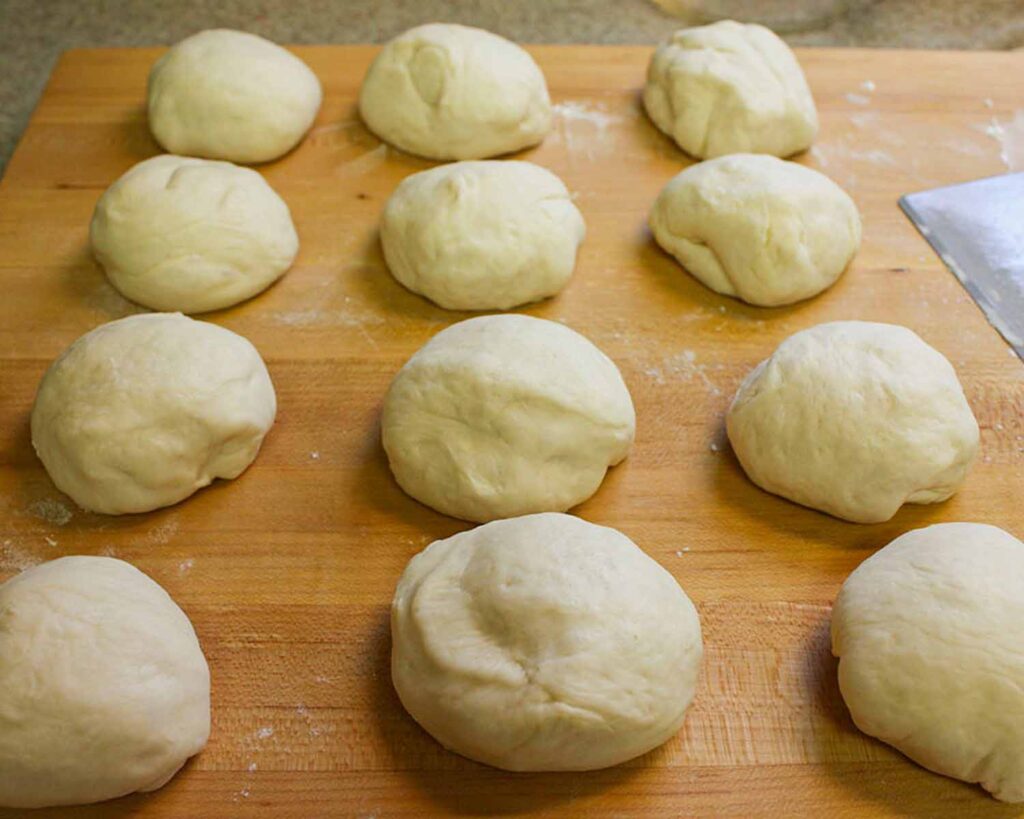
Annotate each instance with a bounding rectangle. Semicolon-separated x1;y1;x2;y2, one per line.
1;44;1023;818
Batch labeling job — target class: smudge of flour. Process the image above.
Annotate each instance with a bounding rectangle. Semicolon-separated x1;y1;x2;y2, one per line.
645;350;722;396
0;539;41;571
27;498;72;526
845;93;870;106
178;558;194;575
976;110;1024;170
553;100;624;160
255;727;274;740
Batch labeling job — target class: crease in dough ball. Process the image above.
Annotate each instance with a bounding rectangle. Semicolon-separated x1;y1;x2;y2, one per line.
649;153;860;306
90;155;299;314
359;23;552;160
726;321;979;523
147;29;322;163
31;312;277;515
0;556;210;809
832;523;1024;802
381;314;635;523
643;20;818;159
381;160;585;310
391;512;703;771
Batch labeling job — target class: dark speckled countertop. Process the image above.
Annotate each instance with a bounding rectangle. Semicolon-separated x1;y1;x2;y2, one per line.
2;0;1023;177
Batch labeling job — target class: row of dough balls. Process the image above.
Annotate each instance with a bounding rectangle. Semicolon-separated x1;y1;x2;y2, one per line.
5;517;1023;805
146;20;816;166
95;21;855;315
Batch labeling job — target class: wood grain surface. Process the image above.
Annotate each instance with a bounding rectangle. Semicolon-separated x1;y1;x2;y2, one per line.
1;44;1023;818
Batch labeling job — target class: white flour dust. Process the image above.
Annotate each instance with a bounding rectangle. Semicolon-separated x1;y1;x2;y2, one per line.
977;110;1024;171
255;726;274;740
27;498;72;526
0;539;41;572
178;558;194;575
553;100;625;160
645;349;722;396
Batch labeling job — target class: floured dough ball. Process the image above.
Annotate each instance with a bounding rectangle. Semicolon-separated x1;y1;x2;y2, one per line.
833;523;1024;802
0;556;209;808
382;315;635;522
643;21;817;159
392;513;703;770
359;23;552;160
90;155;299;313
31;313;276;515
650;154;860;306
381;161;585;310
726;321;978;523
148;29;322;163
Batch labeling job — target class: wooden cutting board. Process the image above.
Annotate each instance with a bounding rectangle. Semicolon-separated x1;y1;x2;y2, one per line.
1;44;1023;818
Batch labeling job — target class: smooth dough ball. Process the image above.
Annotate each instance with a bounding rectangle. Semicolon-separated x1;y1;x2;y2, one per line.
643;20;818;159
726;321;979;523
382;315;635;523
650;154;860;306
381;161;585;310
392;512;703;770
148;29;322;163
833;523;1024;802
359;23;552;160
31;313;276;515
90;155;299;313
0;556;209;808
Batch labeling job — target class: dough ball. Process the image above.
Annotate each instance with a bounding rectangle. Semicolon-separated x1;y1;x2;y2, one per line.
643;21;818;159
382;315;635;522
381;161;585;310
726;321;978;523
31;313;276;515
148;29;322;163
359;23;552;160
833;523;1024;802
392;512;703;770
0;556;209;808
90;155;299;313
650;154;860;306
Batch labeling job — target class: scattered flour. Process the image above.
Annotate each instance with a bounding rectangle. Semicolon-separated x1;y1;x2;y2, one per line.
255;727;274;740
27;498;72;526
645;350;722;395
845;93;870;106
977;110;1024;170
0;539;41;572
146;518;179;546
310;451;320;460
553;100;624;160
178;558;194;575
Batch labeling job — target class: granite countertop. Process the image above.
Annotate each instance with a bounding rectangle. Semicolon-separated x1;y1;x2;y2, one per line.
2;0;1023;177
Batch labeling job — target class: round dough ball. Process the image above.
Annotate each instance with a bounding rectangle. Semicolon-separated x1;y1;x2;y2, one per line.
726;321;979;523
31;313;276;515
0;556;209;808
148;29;322;163
833;523;1024;802
643;21;818;159
650;154;860;306
90;155;299;313
359;23;552;160
381;161;585;310
392;512;703;771
382;315;635;523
